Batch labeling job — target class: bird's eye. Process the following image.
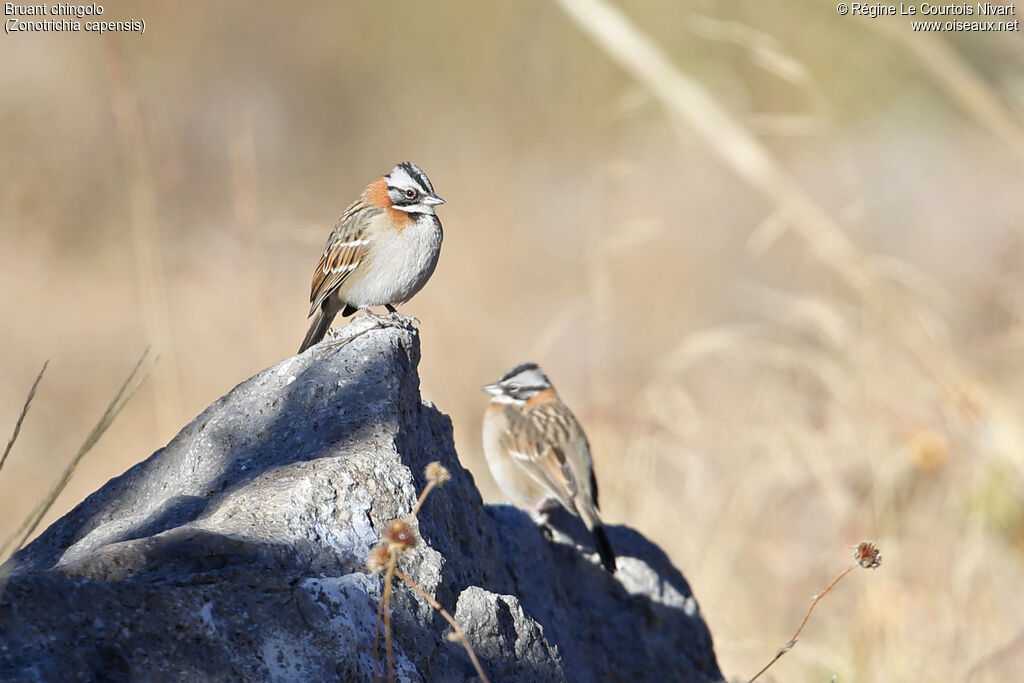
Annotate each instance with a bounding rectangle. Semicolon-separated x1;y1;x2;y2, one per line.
506;383;520;392
404;188;416;199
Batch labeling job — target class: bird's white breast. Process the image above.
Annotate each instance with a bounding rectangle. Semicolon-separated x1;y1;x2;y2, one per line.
482;405;550;508
341;212;442;307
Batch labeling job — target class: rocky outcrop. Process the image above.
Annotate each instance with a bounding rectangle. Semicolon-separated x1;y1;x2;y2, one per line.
0;316;722;682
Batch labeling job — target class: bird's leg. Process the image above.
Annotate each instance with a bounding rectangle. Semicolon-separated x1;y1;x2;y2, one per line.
358;306;413;330
384;304;419;326
531;507;554;541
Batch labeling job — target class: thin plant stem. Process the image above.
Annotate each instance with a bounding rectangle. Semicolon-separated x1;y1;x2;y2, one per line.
395;569;490;683
410;481;437;519
373;571;387;683
748;565;855;683
0;348;151;561
370;463;452;681
383;552;398;683
0;361;48;474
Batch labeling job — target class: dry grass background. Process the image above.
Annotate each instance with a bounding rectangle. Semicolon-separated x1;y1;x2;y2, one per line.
2;1;1024;680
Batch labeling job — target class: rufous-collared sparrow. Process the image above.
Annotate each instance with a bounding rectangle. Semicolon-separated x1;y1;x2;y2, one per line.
298;162;445;353
481;362;617;572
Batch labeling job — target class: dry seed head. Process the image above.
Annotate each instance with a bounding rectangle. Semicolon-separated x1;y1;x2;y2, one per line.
425;462;451;486
382;519;418;551
854;541;882;569
366;545;391;574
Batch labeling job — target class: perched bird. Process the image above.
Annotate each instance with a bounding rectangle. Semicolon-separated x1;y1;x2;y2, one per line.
481;362;617;572
298;162;445;353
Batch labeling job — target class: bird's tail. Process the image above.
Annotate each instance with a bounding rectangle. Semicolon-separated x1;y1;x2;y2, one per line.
589;522;617;573
580;505;616;572
298;309;337;353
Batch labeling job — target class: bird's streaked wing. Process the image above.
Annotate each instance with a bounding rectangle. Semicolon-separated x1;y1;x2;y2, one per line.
308;201;382;316
500;399;583;512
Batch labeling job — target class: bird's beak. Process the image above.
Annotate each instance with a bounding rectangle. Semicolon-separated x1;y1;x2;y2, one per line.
424;194;445;206
481;383;502;396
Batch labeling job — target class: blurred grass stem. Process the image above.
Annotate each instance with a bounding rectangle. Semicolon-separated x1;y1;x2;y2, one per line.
0;361;47;475
554;0;1024;465
0;348;151;561
554;0;866;289
105;42;183;439
870;20;1024;162
230;105;275;356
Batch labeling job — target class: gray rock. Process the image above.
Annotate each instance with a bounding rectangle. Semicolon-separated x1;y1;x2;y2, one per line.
0;316;722;682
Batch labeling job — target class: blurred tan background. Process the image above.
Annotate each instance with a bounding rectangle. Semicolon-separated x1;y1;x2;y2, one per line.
3;1;1024;680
